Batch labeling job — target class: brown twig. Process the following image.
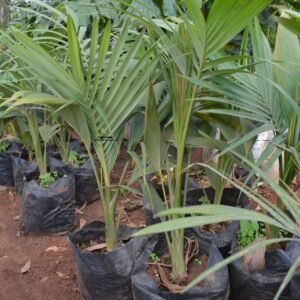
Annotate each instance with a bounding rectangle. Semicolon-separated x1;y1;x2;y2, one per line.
147;262;172;268
184;237;200;268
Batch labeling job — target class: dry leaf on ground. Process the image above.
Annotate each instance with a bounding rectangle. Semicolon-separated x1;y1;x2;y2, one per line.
158;265;183;294
46;246;68;253
84;243;107;252
79;218;87;229
76;202;87;215
55;271;70;279
21;259;31;274
8;191;15;202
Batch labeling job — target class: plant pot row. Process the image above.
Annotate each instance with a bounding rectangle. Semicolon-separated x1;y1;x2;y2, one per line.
2;145;299;300
69;222;230;300
190;192;300;300
68;181;245;300
0;142;99;235
141;180;300;300
74;221;300;300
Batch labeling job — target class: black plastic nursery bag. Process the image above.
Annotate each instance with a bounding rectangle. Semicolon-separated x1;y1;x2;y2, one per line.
11;156;39;195
0;153;14;187
69;221;157;300
286;240;300;300
132;243;230;300
187;187;250;258
229;248;294;300
20;175;76;234
50;157;99;206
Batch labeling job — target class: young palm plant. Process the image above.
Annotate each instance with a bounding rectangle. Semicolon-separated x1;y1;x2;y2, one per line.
1;15;158;251
191;16;300;210
136;0;273;286
134;152;300;299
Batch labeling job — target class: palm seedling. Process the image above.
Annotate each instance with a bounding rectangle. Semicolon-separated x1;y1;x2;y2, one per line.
133;0;273;286
190;15;300;212
1;13;159;251
134;152;300;299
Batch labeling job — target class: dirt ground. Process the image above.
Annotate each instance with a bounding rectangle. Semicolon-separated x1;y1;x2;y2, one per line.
0;188;145;300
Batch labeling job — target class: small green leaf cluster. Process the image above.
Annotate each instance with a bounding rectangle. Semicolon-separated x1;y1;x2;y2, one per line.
149;252;160;263
0;141;10;153
39;171;59;188
199;196;210;205
238;220;264;249
194;258;203;265
68;151;87;168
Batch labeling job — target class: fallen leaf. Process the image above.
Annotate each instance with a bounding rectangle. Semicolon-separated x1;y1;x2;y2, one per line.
21;259;31;274
76;202;87;215
13;215;20;221
53;230;69;236
75;208;84;215
157;265;183;293
79;217;87;229
45;246;67;253
41;276;48;283
123;198;143;211
46;246;60;252
126;222;142;228
89;240;99;247
55;271;70;279
84;243;107;252
8;191;15;202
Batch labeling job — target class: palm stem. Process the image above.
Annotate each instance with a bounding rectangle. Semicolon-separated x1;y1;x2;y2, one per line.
26;111;46;175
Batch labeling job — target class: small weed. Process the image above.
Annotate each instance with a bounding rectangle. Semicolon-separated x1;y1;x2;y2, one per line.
194;258;202;265
149;252;160;263
238;221;289;249
68;151;87;167
278;228;289;238
39;171;58;188
199;195;210;205
238;220;264;249
0;141;9;153
119;187;127;196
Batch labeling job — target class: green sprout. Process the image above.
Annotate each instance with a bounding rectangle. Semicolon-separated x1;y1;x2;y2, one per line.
68;150;87;167
238;220;264;249
149;252;160;263
39;171;59;188
0;141;10;153
194;258;203;265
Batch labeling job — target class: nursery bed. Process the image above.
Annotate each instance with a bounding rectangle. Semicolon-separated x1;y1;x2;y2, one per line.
0;146;145;300
0;190;144;300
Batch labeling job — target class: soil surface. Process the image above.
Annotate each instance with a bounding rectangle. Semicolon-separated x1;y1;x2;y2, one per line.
200;221;232;234
147;251;208;293
0;146;145;300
